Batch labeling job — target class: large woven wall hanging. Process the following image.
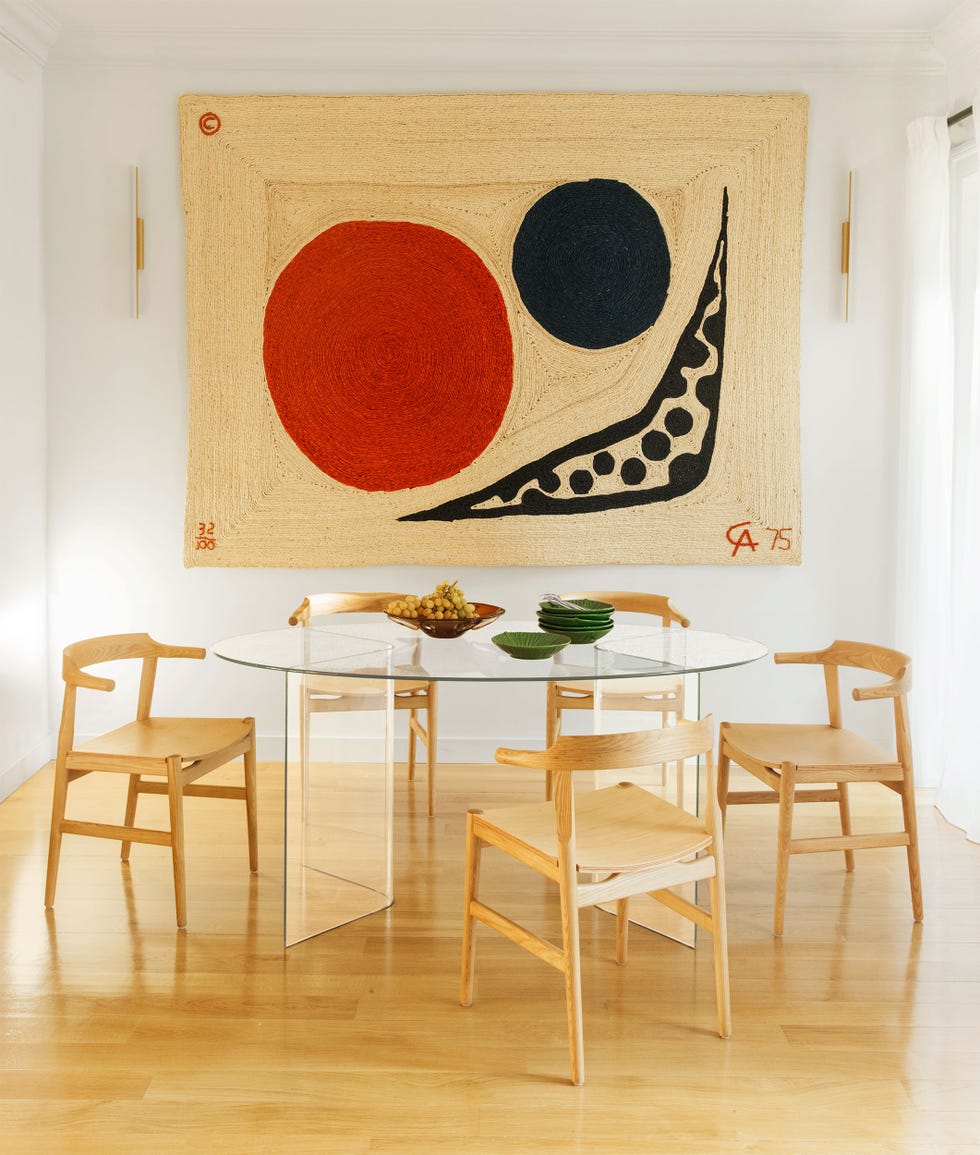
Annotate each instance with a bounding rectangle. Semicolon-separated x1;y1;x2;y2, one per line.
179;92;807;567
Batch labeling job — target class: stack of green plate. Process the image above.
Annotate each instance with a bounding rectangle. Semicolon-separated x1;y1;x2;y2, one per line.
536;598;615;644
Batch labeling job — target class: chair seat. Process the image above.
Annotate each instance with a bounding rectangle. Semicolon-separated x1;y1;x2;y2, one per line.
722;723;897;771
305;675;429;698
71;717;251;765
479;782;711;873
555;675;683;699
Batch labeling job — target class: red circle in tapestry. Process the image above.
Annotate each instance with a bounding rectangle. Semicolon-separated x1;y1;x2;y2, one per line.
263;221;513;492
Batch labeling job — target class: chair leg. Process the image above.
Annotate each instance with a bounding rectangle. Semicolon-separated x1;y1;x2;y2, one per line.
708;868;732;1038
673;681;686;801
166;756;188;929
44;759;70;909
460;810;483;1007
774;762;796;937
900;776;924;922
120;774;141;862
673;711;684;810
407;709;417;782
615;897;629;965
716;737;731;825
557;856;585;1085
426;684;438;818
545;683;562;801
243;722;258;873
837;781;855;872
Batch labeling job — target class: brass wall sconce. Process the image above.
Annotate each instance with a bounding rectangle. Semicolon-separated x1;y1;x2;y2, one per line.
841;170;852;322
134;166;145;317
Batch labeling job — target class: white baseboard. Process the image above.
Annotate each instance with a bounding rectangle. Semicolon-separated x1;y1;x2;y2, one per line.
0;736;53;803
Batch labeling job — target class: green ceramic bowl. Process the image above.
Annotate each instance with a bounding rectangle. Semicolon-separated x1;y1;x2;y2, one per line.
491;630;571;660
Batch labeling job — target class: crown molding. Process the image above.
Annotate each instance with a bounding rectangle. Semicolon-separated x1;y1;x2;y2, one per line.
933;0;980;110
0;0;59;75
933;0;980;65
45;27;945;75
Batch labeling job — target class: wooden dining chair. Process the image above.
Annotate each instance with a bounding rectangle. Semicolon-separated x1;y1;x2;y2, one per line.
717;640;922;936
45;634;257;929
545;590;691;803
461;716;729;1085
288;592;439;816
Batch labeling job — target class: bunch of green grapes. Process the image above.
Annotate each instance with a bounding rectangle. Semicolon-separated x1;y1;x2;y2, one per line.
387;580;478;621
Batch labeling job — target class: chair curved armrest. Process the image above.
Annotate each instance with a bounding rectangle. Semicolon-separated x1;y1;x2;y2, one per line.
62;649;116;691
155;643;207;661
495;746;549;771
73;670;116;692
288;597;311;627
497;718;714;773
853;667;911;701
773;648;827;665
665;598;691;629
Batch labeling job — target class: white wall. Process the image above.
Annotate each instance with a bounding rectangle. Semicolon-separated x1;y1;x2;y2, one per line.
939;2;980;112
40;37;947;773
0;23;50;799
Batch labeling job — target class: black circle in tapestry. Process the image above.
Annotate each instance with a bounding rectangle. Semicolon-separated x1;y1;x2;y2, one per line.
512;178;670;349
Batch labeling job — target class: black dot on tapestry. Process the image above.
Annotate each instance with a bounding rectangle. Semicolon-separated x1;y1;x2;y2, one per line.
621;457;647;486
512;179;671;349
641;430;671;462
593;452;615;476
569;469;594;495
664;407;694;437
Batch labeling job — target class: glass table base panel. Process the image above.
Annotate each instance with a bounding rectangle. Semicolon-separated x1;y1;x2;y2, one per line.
284;673;394;946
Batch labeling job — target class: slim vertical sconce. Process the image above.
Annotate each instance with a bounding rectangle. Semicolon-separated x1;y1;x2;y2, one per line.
841;170;852;322
134;166;145;318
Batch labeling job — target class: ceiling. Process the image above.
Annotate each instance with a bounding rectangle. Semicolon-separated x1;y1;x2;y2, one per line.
33;0;975;36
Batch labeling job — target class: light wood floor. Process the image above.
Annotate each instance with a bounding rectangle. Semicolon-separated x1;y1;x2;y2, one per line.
2;758;979;1154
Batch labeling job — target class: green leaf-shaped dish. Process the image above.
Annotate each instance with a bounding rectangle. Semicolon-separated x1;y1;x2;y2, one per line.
492;630;571;660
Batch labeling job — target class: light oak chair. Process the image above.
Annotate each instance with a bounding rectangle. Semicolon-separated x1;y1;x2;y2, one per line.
545;590;691;803
45;634;257;929
718;640;922;936
289;593;439;816
461;716;730;1085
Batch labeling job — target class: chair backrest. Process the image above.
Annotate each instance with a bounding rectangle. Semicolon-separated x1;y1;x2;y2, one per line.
774;639;912;759
495;717;718;858
289;592;408;626
58;634;206;757
560;590;690;628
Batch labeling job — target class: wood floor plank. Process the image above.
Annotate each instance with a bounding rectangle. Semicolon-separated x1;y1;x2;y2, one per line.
1;760;978;1152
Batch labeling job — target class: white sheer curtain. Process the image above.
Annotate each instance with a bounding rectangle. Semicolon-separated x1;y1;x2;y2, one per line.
901;112;980;843
897;118;955;800
937;95;980;843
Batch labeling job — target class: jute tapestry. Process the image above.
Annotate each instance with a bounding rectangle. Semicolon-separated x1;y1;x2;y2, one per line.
179;92;807;567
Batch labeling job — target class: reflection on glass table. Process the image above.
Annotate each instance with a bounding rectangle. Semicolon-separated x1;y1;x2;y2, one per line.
212;625;767;946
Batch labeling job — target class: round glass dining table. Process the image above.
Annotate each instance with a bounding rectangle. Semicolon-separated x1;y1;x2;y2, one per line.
213;624;767;946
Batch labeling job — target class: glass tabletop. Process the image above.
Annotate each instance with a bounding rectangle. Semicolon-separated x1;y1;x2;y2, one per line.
212;623;768;682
